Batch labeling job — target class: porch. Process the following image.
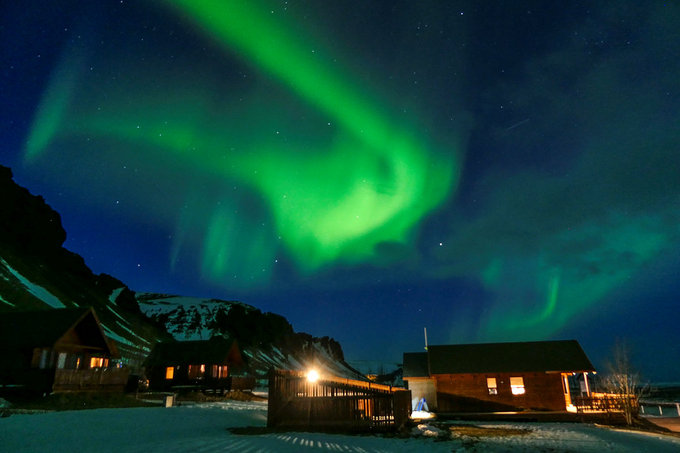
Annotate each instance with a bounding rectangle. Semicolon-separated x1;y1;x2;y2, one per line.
53;367;129;392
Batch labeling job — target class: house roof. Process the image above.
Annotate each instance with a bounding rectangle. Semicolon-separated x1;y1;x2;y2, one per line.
403;352;430;378
145;336;241;367
403;340;595;377
0;307;117;357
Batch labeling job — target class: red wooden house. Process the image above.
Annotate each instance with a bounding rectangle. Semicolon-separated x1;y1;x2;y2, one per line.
0;307;128;393
403;340;595;412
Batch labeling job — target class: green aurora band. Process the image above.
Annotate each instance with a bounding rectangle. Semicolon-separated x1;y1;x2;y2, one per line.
25;0;461;283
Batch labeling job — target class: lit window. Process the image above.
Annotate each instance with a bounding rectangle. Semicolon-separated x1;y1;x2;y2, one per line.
188;364;205;379
90;357;106;368
212;365;228;378
165;367;174;380
486;377;498;395
510;377;525;395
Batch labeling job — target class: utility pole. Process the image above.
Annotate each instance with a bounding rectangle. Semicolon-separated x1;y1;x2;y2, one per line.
424;327;431;377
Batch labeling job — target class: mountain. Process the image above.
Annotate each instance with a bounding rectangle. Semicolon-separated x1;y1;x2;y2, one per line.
137;293;363;379
0;165;363;380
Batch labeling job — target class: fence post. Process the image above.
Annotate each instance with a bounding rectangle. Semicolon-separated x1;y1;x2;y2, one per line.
266;368;276;428
393;390;411;431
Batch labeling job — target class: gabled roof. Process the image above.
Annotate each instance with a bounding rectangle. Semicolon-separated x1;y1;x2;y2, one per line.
0;307;118;357
403;340;594;377
145;336;242;367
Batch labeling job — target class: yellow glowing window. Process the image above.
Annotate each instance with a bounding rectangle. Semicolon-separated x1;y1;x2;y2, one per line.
165;367;174;380
510;377;525;395
486;377;498;395
90;357;106;368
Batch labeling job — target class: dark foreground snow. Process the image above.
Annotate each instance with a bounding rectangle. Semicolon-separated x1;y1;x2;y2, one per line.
2;401;679;452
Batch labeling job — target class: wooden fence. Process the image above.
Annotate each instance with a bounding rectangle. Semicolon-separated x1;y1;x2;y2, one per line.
267;369;411;432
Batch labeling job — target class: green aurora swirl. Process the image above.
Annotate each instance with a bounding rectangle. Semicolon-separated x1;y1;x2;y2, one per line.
25;0;462;286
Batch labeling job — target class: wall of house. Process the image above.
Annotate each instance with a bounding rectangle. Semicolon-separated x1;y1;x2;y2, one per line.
434;372;567;412
147;363;236;392
404;377;437;411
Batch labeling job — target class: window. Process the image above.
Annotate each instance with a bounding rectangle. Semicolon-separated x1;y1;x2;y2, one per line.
39;349;50;369
57;352;67;369
486;377;498;395
90;357;107;368
165;367;174;380
188;364;205;379
510;377;525;395
212;365;228;378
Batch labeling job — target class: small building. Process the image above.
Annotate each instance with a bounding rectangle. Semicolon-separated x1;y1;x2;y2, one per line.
144;337;250;392
403;340;595;412
267;368;411;432
0;307;128;393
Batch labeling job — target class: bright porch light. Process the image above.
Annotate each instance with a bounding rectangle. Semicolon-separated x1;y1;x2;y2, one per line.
306;369;320;383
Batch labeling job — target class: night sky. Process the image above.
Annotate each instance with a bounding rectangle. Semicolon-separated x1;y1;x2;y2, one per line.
2;1;679;380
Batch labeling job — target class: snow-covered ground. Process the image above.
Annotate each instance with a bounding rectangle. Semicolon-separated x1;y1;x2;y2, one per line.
2;401;679;452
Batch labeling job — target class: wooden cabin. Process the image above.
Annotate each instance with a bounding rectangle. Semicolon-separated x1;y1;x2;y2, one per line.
0;307;128;393
144;337;249;392
403;340;595;412
267;369;411;432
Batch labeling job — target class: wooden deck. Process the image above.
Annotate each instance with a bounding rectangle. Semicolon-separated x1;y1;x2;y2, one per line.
53;367;129;392
267;369;411;432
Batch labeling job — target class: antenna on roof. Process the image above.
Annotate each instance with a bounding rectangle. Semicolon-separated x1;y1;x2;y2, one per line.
424;327;428;351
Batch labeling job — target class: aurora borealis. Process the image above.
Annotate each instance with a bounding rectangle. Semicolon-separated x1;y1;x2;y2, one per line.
2;1;679;379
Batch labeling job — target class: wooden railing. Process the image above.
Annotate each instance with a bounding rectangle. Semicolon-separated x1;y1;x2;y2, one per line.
53;367;129;392
573;392;639;413
640;400;680;417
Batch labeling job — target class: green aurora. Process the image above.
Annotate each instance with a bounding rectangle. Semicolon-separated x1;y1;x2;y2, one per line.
25;0;461;283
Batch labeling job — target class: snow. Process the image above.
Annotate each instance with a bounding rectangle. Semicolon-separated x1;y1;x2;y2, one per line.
2;401;679;453
0;294;15;307
108;287;124;305
101;323;148;353
136;295;239;341
0;258;65;308
115;320;152;346
107;304;130;324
